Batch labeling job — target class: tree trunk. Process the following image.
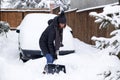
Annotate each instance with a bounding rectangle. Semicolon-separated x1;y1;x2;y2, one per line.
118;52;120;59
118;0;120;5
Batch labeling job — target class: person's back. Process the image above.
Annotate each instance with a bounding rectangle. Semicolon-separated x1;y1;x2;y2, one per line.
39;22;56;57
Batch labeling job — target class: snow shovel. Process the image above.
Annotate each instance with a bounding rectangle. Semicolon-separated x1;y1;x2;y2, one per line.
43;64;66;74
43;50;66;74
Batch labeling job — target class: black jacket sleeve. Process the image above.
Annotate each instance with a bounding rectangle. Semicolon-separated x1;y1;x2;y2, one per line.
48;30;56;55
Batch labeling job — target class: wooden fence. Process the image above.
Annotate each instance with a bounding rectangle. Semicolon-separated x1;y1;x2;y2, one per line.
0;8;59;28
0;7;115;44
65;8;115;44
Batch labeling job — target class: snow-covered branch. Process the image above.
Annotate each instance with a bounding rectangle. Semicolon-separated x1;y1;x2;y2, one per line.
0;21;10;37
1;0;71;11
90;5;120;79
89;5;120;29
90;5;120;56
92;30;120;55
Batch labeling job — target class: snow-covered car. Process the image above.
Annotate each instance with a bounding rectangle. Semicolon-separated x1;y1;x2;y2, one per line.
17;13;75;62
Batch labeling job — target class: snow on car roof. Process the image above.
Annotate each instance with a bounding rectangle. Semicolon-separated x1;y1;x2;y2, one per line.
19;13;75;50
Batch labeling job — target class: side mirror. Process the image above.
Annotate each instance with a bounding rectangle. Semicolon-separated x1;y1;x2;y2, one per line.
16;29;20;33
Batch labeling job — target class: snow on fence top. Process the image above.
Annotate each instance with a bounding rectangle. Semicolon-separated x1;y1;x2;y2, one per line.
0;9;51;12
65;8;78;13
76;2;119;13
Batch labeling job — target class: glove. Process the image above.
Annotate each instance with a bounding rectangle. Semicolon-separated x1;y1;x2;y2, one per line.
56;50;59;55
53;54;58;60
53;50;59;60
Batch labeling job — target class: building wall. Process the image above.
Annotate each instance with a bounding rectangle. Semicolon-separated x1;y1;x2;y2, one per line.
71;0;118;9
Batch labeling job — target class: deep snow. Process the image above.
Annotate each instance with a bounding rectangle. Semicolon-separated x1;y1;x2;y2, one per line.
0;31;120;80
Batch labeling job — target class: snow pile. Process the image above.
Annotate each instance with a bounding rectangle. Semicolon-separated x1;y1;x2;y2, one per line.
18;13;55;50
0;31;120;80
0;31;19;60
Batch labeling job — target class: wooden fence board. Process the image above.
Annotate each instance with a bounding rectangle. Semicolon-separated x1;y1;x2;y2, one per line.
65;9;77;37
0;11;23;27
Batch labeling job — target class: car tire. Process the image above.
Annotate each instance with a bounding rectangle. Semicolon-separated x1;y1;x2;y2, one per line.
19;52;29;62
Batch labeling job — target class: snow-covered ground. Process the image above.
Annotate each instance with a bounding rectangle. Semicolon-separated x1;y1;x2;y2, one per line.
0;30;120;80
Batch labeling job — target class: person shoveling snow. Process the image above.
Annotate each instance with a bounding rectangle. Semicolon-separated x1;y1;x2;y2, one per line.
39;11;66;74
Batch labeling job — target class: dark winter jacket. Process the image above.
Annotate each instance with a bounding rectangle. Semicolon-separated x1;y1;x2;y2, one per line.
39;16;64;59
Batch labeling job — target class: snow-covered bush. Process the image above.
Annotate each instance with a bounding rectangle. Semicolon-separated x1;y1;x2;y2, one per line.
1;0;19;8
90;5;120;56
54;0;71;11
1;0;71;11
0;21;10;54
90;5;120;29
91;30;120;56
14;0;38;9
97;69;120;80
0;21;10;37
89;5;120;80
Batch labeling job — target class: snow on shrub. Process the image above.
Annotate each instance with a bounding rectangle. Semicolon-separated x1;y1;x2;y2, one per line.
90;5;120;29
90;5;120;80
1;0;71;11
89;5;120;56
0;21;10;54
0;21;10;37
